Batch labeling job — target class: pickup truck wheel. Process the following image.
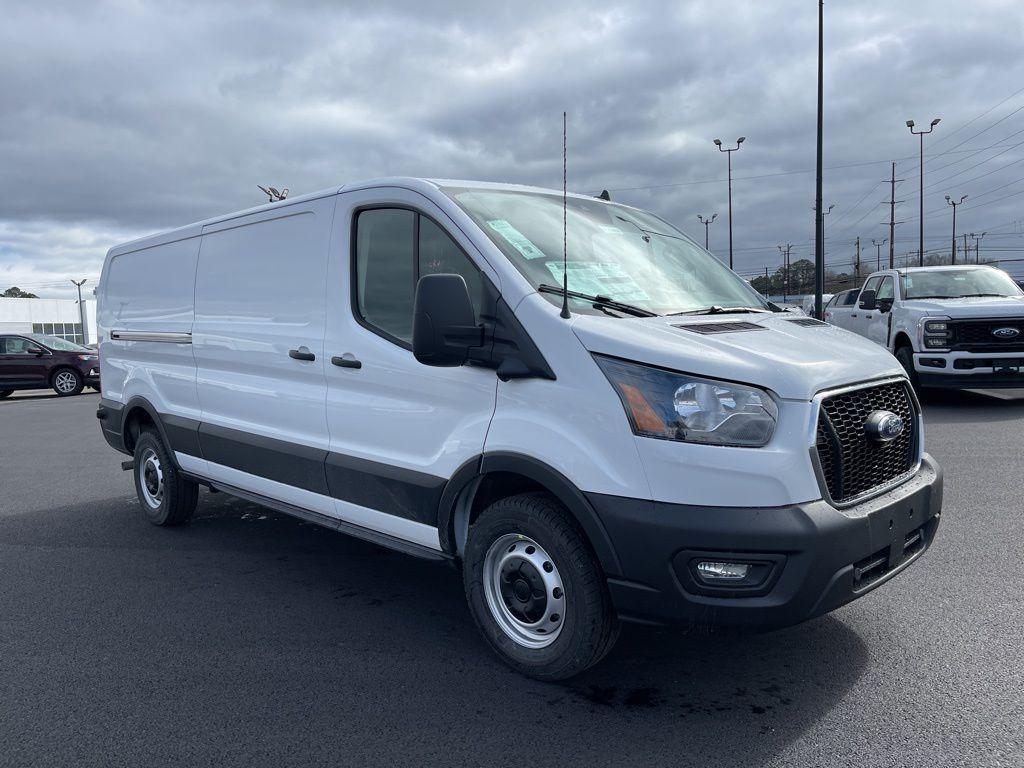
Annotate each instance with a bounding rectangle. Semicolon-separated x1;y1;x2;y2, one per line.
463;492;619;680
132;431;198;526
895;346;920;390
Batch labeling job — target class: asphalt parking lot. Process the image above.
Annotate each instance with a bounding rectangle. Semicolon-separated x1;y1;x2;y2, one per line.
1;389;1022;767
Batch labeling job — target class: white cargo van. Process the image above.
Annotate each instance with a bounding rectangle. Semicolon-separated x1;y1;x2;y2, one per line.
96;178;942;679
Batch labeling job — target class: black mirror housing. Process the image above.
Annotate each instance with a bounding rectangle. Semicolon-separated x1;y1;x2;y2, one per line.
858;289;877;310
412;274;483;366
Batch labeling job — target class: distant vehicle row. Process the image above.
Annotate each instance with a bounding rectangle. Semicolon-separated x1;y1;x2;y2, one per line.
822;265;1024;389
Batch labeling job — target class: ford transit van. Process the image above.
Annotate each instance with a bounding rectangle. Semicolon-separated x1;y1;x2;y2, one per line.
96;178;942;679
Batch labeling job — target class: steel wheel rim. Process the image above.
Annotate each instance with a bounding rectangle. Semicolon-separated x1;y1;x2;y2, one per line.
483;533;565;649
139;448;164;509
55;371;77;393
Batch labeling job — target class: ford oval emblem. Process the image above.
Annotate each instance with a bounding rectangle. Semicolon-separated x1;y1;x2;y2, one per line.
864;410;904;443
992;326;1021;339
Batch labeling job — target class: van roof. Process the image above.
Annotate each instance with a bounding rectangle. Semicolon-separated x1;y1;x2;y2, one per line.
106;177;613;258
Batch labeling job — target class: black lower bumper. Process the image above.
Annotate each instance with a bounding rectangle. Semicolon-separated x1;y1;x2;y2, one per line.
587;454;943;631
918;370;1024;389
96;398;127;454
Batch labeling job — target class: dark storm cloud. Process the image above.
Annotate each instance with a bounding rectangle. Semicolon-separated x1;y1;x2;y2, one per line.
3;0;1024;296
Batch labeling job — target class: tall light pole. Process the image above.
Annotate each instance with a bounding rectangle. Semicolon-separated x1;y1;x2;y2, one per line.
697;213;718;250
813;0;825;318
71;279;87;344
713;136;745;270
907;117;941;267
945;194;967;264
970;231;987;264
814;202;835;258
872;238;887;271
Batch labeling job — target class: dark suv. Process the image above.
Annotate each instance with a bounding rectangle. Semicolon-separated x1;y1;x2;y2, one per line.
0;334;100;398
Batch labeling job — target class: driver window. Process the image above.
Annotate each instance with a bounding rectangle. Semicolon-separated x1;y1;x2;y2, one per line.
3;337;39;354
876;277;894;302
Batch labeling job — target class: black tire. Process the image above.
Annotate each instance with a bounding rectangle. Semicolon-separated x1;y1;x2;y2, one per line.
0;390;13;399
895;345;920;391
51;368;84;396
132;430;199;526
463;492;619;680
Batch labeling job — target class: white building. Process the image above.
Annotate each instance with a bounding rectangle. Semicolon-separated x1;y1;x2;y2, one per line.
0;297;98;345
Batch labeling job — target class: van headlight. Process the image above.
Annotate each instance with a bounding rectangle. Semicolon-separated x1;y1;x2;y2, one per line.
594;355;778;447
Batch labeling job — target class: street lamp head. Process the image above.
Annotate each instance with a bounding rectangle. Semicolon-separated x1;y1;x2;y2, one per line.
736;136;746;144
906;119;915;128
930;118;941;127
713;138;722;146
945;195;951;202
711;213;718;222
827;204;835;213
960;194;968;203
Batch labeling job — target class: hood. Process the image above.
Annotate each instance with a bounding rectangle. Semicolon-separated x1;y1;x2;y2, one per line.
908;295;1024;317
571;312;903;401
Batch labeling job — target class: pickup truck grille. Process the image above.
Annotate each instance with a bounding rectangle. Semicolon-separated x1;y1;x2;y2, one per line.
815;380;918;505
949;318;1024;352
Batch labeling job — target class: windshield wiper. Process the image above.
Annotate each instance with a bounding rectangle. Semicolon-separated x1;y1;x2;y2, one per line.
668;305;772;316
537;284;657;317
956;293;1012;298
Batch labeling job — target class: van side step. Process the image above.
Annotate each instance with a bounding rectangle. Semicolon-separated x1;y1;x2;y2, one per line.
201;478;451;563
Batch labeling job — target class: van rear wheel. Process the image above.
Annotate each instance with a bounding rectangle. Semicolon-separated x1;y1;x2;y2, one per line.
132;431;199;526
463;492;619;680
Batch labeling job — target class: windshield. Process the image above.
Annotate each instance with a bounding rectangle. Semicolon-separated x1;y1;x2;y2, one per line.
444;187;768;316
28;334;91;351
901;268;1023;299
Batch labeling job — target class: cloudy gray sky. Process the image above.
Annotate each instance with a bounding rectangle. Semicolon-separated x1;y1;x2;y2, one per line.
3;0;1024;298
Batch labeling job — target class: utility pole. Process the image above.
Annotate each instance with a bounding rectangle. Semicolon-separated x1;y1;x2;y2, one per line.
872;238;887;271
970;231;987;264
71;279;87;344
907;117;941;266
778;244;793;303
854;237;861;280
697;213;718;250
713;138;745;269
945;194;967;264
888;161;904;268
764;266;770;300
813;0;825;318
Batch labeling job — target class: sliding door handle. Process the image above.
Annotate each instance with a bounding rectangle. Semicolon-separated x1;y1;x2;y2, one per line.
289;347;316;361
331;355;362;369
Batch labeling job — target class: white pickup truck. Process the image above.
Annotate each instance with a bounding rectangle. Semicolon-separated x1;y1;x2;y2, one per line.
824;265;1024;389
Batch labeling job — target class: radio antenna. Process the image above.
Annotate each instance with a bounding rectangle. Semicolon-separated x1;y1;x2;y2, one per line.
560;111;571;319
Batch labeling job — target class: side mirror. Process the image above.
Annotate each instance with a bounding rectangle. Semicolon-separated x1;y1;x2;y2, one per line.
31;347;45;356
412;274;483;367
858;290;877;310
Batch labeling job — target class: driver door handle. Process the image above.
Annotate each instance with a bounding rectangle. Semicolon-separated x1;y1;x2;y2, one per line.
331;355;362;369
288;347;316;361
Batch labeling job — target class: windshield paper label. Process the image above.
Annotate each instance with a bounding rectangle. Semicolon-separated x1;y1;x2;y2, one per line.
487;219;546;260
544;261;650;302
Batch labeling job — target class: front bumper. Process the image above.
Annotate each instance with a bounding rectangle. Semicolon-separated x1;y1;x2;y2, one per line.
587;454;942;631
915;350;1024;388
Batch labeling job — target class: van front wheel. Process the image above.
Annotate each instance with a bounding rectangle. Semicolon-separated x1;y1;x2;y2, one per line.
463;493;619;680
132;431;198;526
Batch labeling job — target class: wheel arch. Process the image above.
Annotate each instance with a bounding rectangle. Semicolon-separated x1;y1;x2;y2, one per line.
892;330;915;352
436;452;623;577
121;396;173;461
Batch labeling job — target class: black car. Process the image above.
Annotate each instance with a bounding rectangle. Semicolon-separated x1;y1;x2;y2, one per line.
0;334;100;398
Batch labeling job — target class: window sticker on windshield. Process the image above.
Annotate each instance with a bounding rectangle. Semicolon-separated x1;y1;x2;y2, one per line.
487;219;546;260
544;261;650;302
599;225;624;235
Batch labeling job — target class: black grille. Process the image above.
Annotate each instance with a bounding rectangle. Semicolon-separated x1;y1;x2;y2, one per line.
815;380;917;504
949;318;1024;352
674;321;766;335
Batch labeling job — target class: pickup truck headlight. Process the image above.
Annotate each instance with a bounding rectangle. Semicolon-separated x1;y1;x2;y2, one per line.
595;355;778;447
921;317;952;350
